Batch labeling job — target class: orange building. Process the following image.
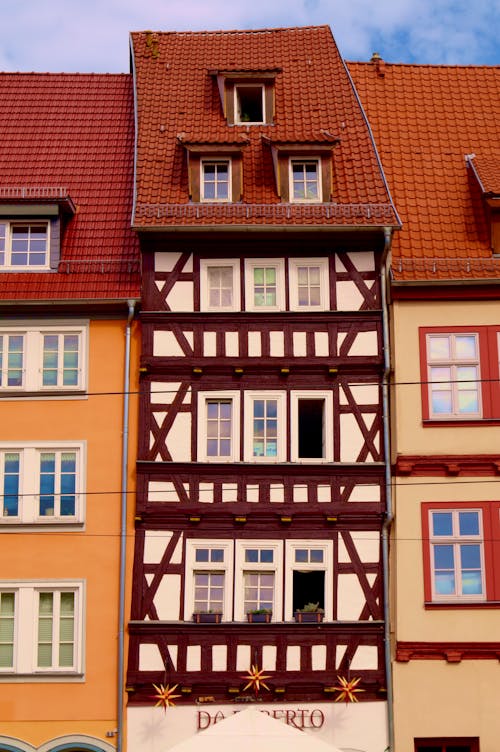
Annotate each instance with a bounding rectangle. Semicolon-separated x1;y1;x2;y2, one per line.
350;58;500;751
0;75;140;752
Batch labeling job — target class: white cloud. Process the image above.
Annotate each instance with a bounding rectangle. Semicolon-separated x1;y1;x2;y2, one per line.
0;0;497;72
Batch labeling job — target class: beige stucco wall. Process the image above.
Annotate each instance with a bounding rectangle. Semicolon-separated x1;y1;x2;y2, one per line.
394;660;500;751
392;298;500;456
393;476;500;640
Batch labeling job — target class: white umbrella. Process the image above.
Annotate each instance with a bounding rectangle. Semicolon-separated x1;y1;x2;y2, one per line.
165;707;345;752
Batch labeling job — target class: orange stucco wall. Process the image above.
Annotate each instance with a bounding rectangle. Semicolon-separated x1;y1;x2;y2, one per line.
0;317;140;745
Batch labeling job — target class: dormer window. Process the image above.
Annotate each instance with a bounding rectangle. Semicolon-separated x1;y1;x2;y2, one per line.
201;160;231;202
0;222;49;269
290;160;321;202
235;85;264;124
209;69;279;126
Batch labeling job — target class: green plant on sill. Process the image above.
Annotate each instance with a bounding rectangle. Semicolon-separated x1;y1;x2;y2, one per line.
247;608;272;615
195;610;222;614
297;602;324;613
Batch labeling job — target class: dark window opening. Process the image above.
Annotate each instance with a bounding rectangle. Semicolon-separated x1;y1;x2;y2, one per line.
236;86;264;123
298;399;324;458
292;570;324;612
415;739;479;752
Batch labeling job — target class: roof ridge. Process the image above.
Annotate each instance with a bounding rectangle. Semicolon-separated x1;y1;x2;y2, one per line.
132;25;331;37
348;60;500;70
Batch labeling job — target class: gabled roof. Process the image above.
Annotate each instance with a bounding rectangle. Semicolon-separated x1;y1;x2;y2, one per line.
130;26;399;229
0;73;140;302
348;60;500;282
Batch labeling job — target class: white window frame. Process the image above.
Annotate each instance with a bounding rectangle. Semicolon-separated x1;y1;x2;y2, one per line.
288;258;330;311
0;221;50;270
244;259;285;312
0;323;88;393
244;391;286;462
0;442;85;526
200;159;232;202
197;391;240;462
290;390;333;463
199;259;240;311
234;84;265;124
184;540;234;622
429;509;485;602
0;580;84;677
234;540;283;621
285;540;333;621
289;159;322;203
426;333;481;419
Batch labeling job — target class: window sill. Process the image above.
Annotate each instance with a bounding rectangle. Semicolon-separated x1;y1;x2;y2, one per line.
0;672;84;682
423;419;500;427
425;600;500;609
0;520;84;530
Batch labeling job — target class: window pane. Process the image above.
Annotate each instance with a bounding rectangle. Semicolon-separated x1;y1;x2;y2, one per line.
432;512;453;536
310;549;324;563
0;592;14;668
3;452;19;516
37;592;53;667
295;549;308;563
195;549;209;563
245;549;259;563
260;549;273;563
428;336;451;360
455;335;477;359
458;511;479;536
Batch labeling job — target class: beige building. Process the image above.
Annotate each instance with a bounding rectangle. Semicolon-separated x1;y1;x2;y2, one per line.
350;57;500;751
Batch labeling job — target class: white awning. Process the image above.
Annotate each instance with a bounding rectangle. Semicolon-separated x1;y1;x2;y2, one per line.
164;707;345;752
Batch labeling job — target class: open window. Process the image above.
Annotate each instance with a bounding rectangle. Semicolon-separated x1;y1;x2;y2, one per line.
285;540;333;620
235;85;264;124
210;69;278;125
291;391;333;462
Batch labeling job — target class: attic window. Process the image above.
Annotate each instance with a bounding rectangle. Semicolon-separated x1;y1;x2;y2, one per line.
235;85;264;124
201;160;231;202
290;159;322;202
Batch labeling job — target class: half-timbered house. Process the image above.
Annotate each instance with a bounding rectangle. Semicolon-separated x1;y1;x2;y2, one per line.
127;26;400;752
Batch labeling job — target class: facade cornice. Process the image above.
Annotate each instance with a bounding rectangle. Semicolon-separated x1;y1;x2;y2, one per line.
393;454;500;477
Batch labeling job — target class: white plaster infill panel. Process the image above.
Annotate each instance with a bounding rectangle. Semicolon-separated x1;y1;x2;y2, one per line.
127;701;387;752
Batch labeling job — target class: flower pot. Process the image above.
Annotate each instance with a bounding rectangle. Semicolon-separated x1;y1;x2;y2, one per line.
294;611;324;623
247;612;272;623
192;612;222;623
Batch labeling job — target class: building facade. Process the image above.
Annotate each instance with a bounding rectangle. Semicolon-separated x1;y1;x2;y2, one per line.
350;57;500;751
0;74;140;752
126;27;399;752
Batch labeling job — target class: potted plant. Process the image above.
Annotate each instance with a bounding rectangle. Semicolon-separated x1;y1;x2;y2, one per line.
192;610;222;624
246;608;272;623
294;602;324;623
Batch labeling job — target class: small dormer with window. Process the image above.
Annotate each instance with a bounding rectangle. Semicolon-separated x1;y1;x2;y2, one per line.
0;190;75;272
182;142;247;203
210;69;280;126
466;154;500;254
265;140;338;203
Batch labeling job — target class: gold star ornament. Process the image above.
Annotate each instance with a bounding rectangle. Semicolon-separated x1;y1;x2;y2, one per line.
151;683;181;711
333;676;364;703
241;664;272;697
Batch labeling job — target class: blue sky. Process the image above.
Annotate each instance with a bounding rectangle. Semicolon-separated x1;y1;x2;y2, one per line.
0;0;498;72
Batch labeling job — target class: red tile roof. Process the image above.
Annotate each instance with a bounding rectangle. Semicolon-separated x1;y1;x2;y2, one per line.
130;26;399;228
0;74;140;302
348;60;500;282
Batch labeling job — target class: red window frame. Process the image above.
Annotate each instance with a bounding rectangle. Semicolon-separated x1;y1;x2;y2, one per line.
419;326;500;422
421;501;500;604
